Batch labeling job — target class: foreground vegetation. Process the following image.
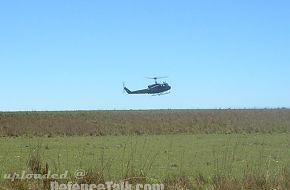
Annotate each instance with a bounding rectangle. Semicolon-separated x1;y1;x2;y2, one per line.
1;134;290;189
0;109;290;189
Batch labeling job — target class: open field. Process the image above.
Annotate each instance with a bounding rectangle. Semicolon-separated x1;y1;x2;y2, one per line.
1;134;290;178
1;109;290;136
1;109;290;189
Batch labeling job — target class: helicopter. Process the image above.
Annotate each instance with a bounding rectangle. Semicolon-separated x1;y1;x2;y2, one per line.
123;77;171;96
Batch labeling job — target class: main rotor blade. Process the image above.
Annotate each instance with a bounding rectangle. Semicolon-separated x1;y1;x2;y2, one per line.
145;76;168;79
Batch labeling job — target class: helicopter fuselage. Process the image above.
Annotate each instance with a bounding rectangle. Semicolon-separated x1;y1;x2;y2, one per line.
124;82;171;95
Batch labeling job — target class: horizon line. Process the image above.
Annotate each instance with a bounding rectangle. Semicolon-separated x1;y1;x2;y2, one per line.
0;107;289;113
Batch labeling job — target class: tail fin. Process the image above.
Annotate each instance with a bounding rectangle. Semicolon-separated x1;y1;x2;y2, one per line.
124;87;132;94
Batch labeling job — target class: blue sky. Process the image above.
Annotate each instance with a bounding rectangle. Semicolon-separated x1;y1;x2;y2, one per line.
0;0;289;110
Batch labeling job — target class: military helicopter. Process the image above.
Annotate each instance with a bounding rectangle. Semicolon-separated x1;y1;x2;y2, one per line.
123;77;171;96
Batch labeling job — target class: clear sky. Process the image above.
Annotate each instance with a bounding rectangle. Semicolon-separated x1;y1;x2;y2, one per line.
0;0;289;111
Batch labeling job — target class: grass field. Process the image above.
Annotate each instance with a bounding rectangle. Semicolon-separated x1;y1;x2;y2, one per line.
1;109;290;136
1;109;290;189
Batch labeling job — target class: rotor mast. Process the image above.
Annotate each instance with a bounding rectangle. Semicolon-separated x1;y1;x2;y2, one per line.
146;76;167;84
153;77;157;84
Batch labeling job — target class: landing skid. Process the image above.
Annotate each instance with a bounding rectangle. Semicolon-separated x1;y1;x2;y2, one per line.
152;91;171;96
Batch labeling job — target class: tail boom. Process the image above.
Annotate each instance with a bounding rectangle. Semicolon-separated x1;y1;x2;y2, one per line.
124;87;132;94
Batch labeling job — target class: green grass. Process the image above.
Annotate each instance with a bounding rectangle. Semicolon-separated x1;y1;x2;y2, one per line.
1;110;290;189
1;134;290;181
